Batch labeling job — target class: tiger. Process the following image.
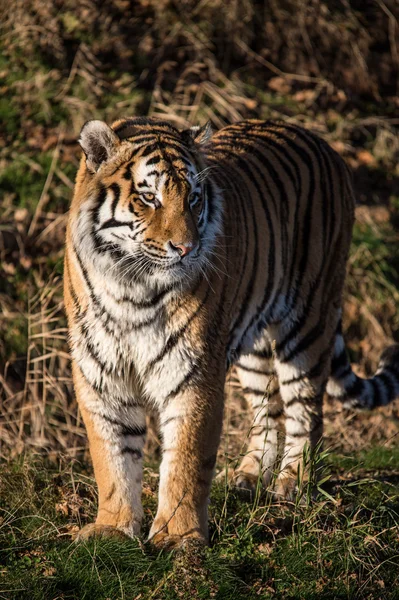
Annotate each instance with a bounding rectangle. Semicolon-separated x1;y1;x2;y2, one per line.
64;116;399;549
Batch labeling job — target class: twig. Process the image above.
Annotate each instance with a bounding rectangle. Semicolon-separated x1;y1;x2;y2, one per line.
236;39;331;85
28;127;65;238
148;490;188;541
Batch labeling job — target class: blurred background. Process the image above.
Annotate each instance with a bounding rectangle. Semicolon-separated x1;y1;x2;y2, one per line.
1;0;398;460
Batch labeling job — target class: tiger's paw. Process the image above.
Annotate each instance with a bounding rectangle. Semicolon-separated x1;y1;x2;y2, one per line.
74;522;137;542
273;473;294;498
150;530;207;551
216;467;262;498
234;471;261;493
149;518;206;550
273;475;312;505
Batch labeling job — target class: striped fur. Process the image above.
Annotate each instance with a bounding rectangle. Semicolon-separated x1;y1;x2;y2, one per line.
64;117;399;548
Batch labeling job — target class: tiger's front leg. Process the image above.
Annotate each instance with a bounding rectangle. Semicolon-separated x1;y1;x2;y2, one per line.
149;368;225;549
73;364;146;540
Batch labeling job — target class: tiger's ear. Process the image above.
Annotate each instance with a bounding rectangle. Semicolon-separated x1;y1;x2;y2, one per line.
182;121;213;146
79;120;121;173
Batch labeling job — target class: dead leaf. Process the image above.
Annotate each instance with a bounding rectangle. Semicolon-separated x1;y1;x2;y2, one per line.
15;208;29;222
3;263;16;275
356;150;376;166
268;76;292;95
55;501;69;516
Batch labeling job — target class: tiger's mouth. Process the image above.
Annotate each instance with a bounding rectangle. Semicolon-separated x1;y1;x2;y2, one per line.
106;245;202;285
140;244;202;267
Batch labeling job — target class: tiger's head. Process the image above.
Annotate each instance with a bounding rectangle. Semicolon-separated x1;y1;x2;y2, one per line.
70;117;221;287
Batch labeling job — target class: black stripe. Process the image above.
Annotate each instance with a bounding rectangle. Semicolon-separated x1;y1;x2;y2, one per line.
207;162;248;336
369;377;381;407
333;364;352;381
286;412;322;426
286;430;308;438
285;395;317;409
376;371;396;401
108;285;175;309
269;129;319;325
331;348;348;372
99;218;133;231
243;387;280;398
281;347;334;387
123;165;132;180
345;376;365;399
281;322;327;364
161;415;184;428
209;148;267;350
140;144;158;158
250;347;273;359
65;257;83;317
267;407;284;418
143;284;211;376
121;424;147;437
167;362;199;400
92;185;108;226
236;363;274;375
204;180;218;225
98;413;146;437
146;155;161;166
121;447;143;459
318;139;336;250
248;454;261;463
78;323;109;372
109;183;121;217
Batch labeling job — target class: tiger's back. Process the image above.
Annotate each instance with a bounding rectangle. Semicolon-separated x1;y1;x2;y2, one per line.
64;117;399;547
203;120;355;359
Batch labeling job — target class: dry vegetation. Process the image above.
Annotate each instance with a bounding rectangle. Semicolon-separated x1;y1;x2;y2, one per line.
0;2;399;597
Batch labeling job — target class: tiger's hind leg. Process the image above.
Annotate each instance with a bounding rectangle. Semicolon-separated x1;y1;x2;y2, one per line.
232;340;284;493
272;337;333;501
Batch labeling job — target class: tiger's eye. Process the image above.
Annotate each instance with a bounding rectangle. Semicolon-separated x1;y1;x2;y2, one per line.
189;192;199;206
142;193;156;203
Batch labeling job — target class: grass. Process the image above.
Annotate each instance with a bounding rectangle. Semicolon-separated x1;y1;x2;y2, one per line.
1;450;399;600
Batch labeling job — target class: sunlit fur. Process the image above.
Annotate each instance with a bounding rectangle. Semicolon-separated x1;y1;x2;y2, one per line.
64;117;399;548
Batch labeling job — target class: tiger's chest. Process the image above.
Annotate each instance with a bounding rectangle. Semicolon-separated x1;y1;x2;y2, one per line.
71;285;200;405
76;300;164;366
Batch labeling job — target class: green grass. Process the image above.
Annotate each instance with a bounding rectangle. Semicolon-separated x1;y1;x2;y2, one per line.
350;221;399;302
328;445;399;472
1;451;399;599
0;151;74;213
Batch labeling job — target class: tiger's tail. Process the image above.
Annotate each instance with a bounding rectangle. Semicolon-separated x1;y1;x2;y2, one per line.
327;325;399;409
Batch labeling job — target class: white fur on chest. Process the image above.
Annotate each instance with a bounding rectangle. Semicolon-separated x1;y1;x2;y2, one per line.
71;277;196;407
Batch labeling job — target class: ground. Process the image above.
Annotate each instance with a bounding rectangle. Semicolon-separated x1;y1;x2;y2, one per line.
1;446;399;599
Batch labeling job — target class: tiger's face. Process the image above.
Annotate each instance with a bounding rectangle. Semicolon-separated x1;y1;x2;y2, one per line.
73;118;220;287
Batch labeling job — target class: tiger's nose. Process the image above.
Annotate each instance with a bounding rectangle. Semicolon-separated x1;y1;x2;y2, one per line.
169;240;198;257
